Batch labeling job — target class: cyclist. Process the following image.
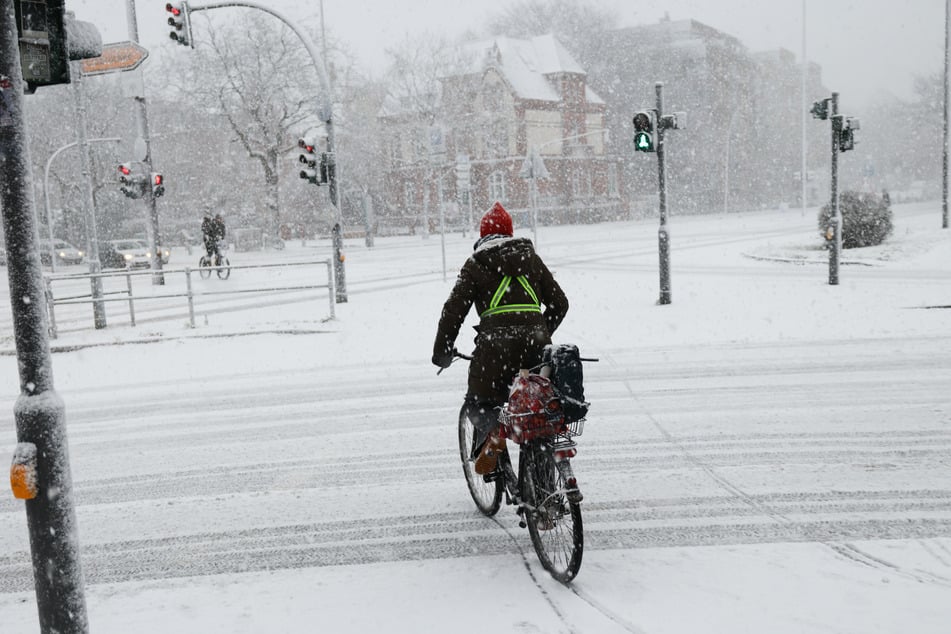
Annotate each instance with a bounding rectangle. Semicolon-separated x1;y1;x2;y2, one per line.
201;212;226;263
432;201;569;475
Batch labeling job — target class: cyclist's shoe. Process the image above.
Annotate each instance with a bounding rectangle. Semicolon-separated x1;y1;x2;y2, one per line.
474;433;506;475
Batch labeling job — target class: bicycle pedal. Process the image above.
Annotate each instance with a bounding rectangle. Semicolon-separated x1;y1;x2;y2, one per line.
481;470;501;483
567;489;583;503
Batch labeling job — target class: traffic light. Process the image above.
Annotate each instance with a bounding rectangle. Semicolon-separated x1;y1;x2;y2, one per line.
118;163;140;199
319;152;332;185
166;2;192;47
14;1;102;92
152;173;165;198
810;99;830;120
632;110;657;153
298;136;320;184
837;116;859;152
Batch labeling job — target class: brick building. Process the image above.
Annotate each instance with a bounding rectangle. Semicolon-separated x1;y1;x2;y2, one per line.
379;34;627;234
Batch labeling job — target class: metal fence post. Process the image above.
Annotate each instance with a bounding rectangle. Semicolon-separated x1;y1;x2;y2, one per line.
327;260;335;320
126;272;136;326
45;278;58;340
185;267;195;328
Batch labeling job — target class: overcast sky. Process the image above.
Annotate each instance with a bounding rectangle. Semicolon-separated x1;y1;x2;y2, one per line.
73;0;944;108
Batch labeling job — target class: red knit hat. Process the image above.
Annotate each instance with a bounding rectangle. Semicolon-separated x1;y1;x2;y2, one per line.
480;202;513;237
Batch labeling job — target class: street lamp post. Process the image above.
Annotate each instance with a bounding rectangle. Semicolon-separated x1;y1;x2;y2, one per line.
43;138;121;273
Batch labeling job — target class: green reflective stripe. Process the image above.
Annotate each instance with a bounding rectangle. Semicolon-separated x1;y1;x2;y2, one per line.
480;304;542;317
489;275;512;309
516;275;538;304
480;274;541;318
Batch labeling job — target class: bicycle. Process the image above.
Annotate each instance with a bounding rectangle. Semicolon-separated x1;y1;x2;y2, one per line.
198;241;231;280
445;348;595;583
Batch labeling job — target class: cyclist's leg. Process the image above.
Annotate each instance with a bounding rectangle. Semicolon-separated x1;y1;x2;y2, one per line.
461;395;501;459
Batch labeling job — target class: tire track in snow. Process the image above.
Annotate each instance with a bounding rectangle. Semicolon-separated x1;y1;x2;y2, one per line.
2;507;949;594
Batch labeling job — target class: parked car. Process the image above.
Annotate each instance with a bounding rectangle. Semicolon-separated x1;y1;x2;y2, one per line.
131;237;171;264
99;239;171;269
100;239;150;269
39;239;84;265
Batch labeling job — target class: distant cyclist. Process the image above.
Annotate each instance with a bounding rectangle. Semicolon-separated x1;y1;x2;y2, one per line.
202;212;226;263
432;202;569;474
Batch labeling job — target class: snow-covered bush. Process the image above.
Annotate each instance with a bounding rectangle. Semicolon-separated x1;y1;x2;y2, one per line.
818;191;893;249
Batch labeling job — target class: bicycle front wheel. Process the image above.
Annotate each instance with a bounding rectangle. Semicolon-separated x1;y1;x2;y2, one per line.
198;257;212;279
458;405;502;516
216;256;231;280
521;443;583;582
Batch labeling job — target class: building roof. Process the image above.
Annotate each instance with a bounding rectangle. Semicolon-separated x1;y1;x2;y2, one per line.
462;34;603;104
379;33;604;118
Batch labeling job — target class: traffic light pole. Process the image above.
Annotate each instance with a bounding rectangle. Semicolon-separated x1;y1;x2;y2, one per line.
0;3;90;631
943;0;950;230
126;0;165;285
187;1;347;302
828;92;841;286
70;65;108;327
656;82;672;305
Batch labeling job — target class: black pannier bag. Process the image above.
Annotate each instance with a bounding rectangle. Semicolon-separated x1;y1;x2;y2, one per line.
543;344;589;423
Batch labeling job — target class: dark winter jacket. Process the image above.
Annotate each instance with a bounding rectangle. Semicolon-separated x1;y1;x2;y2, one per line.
433;235;569;401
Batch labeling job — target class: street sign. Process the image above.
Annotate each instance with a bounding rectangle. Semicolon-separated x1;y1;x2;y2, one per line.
80;41;149;77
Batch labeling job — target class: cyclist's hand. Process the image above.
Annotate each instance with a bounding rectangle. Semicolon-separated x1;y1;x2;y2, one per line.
432;350;454;369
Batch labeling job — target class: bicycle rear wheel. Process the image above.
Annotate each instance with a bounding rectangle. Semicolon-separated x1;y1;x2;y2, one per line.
216;256;231;280
198;256;211;279
521;443;583;582
458;405;502;516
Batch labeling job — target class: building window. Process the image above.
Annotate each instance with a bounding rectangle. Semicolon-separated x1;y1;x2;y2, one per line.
489;171;506;202
484;120;509;159
403;182;416;213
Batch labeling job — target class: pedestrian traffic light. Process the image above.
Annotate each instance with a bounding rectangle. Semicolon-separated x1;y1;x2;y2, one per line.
837;116;859;152
14;2;102;91
298;136;320;185
152;173;165;198
118;163;141;199
166;2;192;47
632;110;657;153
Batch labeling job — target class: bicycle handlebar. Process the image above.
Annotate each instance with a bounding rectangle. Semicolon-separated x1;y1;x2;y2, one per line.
438;348;596;376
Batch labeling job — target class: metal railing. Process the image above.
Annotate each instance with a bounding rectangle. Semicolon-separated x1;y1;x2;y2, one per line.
44;258;335;339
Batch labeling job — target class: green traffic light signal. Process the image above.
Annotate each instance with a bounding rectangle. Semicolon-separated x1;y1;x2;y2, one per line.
634;131;654;152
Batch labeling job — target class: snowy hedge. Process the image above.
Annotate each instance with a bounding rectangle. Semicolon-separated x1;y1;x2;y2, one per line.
818;191;893;249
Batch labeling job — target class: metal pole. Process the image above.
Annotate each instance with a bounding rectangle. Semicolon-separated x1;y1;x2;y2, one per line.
531;175;539;248
829;92;841;285
363;191;374;247
438;174;446;281
327;259;336;319
70;64;107;328
802;0;808;217
723;115;731;215
185;268;196;327
656;82;671;305
126;0;165;284
944;0;949;229
0;2;89;629
43;138;121;274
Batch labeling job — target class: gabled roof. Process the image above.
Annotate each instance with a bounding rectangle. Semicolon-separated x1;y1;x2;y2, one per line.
461;34;603;104
379;33;604;119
